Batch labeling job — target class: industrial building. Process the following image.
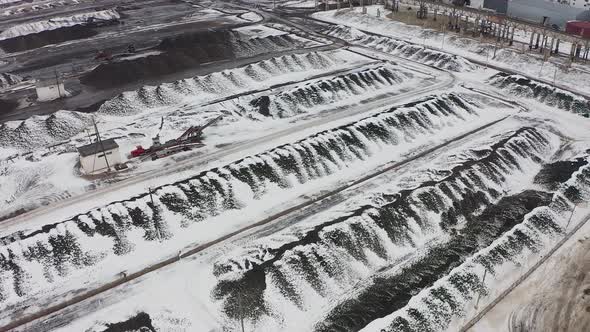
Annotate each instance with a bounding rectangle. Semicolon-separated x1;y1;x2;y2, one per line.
35;78;65;102
566;20;590;37
483;0;588;28
77;138;121;174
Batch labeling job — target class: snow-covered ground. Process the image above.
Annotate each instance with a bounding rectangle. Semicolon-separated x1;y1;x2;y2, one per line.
2;5;590;332
469;210;590;332
12;100;590;332
312;6;590;94
1;48;435;220
0;90;524;329
240;11;263;22
282;0;317;8
234;24;288;39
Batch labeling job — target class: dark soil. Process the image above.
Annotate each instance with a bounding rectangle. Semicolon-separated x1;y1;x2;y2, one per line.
316;190;553;332
80;30;236;88
73;99;106;113
534;158;588;190
156;29;234;52
0;99;18;114
489;72;590;115
0;25;98;53
249;95;271;116
101;312;156;332
211;127;552;328
248;66;404;118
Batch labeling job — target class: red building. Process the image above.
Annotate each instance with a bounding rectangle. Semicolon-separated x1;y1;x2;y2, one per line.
566;21;590;38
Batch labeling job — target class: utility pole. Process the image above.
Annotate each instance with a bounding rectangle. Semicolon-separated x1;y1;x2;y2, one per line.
237;291;245;332
441;23;446;50
93;117;111;173
149;187;162;241
553;67;558;86
493;36;498;59
54;69;62;98
86;129;93;144
474;268;487;309
565;204;577;231
423;21;427;48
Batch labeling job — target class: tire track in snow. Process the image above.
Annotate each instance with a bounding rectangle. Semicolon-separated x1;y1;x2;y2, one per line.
461;210;590;332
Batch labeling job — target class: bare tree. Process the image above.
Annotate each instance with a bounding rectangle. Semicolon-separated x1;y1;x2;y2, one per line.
417;0;427;19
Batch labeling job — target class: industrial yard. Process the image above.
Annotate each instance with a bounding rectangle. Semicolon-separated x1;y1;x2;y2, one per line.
1;0;590;331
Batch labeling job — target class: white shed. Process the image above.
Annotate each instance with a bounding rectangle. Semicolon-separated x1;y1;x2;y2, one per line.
35;79;65;102
77;138;121;174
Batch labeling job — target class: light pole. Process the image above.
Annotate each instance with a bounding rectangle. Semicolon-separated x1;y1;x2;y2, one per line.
565;204;577;231
441;24;445;50
238;291;245;332
474;268;487;310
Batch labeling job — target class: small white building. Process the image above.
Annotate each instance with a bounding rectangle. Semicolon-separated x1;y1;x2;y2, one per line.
35;79;65;102
77;138;121;174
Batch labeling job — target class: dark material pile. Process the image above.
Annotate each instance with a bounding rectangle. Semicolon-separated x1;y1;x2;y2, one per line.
534;158;588;190
0;25;98;53
80;30;236;88
101;312;156;332
0;99;18;114
81;29;303;88
488;72;590;116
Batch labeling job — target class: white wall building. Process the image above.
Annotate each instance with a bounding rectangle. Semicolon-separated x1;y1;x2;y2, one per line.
35;79;65;102
77;138;121;174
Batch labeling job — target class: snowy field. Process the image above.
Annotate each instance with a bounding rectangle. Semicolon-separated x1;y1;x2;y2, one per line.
313;6;590;95
282;0;317;8
1;4;590;332
0;48;432;219
7;101;589;332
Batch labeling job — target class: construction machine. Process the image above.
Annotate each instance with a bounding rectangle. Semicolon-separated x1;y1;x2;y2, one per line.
130;115;222;161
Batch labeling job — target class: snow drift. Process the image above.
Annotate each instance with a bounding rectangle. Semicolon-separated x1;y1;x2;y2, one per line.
0;111;93;151
96;51;361;116
488;73;590;117
0;94;506;307
314;7;590;92
364;159;590;332
244;65;413;117
211;127;562;331
323;25;475;72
